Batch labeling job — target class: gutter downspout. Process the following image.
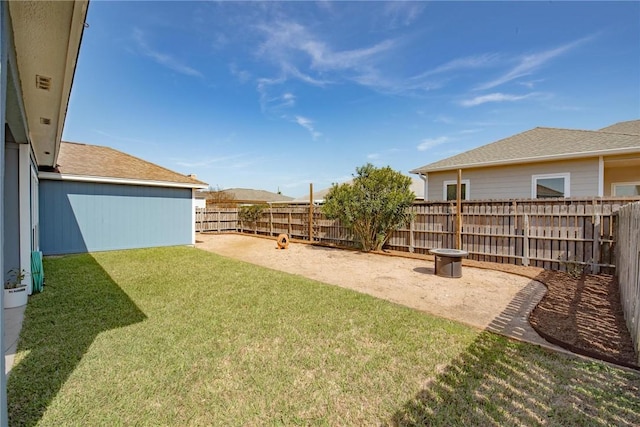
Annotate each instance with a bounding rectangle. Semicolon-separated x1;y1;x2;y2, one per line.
598;156;604;197
418;173;428;201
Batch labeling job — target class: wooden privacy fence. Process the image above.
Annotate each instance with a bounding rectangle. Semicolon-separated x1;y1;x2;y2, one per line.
196;197;639;273
615;202;640;365
388;198;637;274
195;208;239;232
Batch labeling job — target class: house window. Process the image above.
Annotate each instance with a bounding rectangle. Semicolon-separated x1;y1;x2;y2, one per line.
612;182;640;196
532;173;570;198
443;180;469;201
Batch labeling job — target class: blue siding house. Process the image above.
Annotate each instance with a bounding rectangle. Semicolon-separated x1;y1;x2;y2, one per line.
1;1;90;418
39;142;207;255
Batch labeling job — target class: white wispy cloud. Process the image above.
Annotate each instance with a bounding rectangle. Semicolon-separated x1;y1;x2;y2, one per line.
434;115;454;124
229;63;251;83
133;28;203;78
211;33;229;50
295;115;322;140
412;53;501;80
459;92;536;107
257;83;297;111
282;63;331;86
518;79;545;89
255;20;396;91
458;128;481;135
475;35;595;90
176;154;246;168
367;153;380;160
257;76;287;112
417;136;450;151
383;1;425;28
92;129;149;145
308;39;397;71
280;92;296;108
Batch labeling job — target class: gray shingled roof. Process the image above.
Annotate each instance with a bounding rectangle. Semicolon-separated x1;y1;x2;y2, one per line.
221;188;293;203
411;121;640;174
598;119;640;135
53;141;208;187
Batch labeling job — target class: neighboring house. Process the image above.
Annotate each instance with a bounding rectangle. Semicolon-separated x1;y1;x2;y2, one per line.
290;176;426;204
194;194;207;210
410;120;640;201
39;142;207;255
1;0;88;420
205;188;294;205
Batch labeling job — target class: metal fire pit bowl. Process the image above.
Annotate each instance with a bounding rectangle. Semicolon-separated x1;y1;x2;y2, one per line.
429;248;469;278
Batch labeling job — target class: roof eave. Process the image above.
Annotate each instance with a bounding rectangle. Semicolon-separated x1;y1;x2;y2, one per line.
38;172;208;189
410;146;640;174
8;0;90;167
53;0;90;167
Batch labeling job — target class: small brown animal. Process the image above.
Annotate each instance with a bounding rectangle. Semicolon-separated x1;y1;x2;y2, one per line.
276;234;289;249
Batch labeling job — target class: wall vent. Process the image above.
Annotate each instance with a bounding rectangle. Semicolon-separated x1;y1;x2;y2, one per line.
36;75;51;91
40;117;51;125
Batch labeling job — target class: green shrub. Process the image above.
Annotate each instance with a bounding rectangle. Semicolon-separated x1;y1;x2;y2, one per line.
323;164;414;251
238;204;267;233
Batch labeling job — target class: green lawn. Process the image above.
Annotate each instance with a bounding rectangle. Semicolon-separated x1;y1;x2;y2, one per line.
8;246;640;426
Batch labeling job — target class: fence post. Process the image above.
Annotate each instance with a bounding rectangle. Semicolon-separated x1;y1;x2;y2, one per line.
456;169;462;249
409;216;415;253
269;205;273;236
512;200;518;263
523;213;530;266
309;184;314;242
592;212;601;274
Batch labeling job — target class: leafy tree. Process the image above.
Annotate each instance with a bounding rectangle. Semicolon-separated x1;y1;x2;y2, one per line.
323;164;415;251
238;204;267;234
205;186;236;207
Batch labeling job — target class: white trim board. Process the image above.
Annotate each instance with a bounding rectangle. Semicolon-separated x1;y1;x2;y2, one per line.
443;179;470;200
611;181;640;196
531;172;570;198
38;172;208;189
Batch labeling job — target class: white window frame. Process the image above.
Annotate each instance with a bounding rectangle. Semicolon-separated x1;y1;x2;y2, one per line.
531;173;570;198
443;179;470;201
611;181;640;197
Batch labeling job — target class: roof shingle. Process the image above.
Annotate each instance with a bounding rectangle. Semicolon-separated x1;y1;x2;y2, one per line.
220;188;293;203
598;119;640;135
411;121;640;174
53;141;207;187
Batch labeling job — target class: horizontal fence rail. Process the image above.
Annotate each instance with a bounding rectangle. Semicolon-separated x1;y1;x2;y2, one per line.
615;202;640;365
196;197;640;274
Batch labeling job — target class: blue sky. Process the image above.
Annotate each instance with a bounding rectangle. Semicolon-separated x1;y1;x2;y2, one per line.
63;1;640;197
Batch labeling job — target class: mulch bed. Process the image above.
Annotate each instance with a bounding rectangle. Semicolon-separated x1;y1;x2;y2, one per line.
453;258;638;369
461;257;638;369
528;270;638;369
386;249;638;368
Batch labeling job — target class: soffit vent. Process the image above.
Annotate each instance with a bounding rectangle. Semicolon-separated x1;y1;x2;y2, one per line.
36;75;51;91
40;117;51;125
